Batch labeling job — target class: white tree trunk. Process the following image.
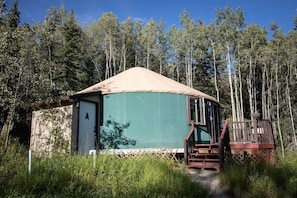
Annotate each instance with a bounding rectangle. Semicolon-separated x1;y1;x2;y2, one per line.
275;55;285;158
226;46;236;122
234;68;241;121
238;67;244;121
211;40;220;101
262;63;268;119
248;57;254;120
286;75;297;150
146;42;150;69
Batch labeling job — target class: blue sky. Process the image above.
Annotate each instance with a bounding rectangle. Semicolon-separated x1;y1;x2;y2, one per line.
8;0;297;34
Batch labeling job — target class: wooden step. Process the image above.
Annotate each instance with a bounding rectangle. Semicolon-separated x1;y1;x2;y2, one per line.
187;143;221;171
193;148;219;154
190;152;219;157
195;143;219;148
187;161;220;170
193;144;220;154
188;157;219;162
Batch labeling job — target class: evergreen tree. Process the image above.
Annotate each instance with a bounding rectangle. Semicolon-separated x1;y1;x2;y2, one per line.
37;5;67;96
55;10;87;93
0;0;7;26
7;0;19;29
192;19;213;95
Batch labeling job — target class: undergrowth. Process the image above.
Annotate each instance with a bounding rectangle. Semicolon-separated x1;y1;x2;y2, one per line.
0;139;207;198
4;138;297;197
220;153;297;198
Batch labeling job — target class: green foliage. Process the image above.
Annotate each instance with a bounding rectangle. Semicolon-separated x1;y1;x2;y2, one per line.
0;0;7;26
220;153;297;197
0;141;208;197
54;10;87;93
7;0;19;29
0;137;27;189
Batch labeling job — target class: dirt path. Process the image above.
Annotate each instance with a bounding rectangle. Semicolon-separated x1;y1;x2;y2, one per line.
188;169;231;198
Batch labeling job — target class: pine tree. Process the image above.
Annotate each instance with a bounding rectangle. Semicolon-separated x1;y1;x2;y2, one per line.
7;0;19;29
0;0;7;27
55;10;86;93
40;5;67;95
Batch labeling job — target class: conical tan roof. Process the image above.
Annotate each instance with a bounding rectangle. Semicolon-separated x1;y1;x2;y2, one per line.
75;67;217;102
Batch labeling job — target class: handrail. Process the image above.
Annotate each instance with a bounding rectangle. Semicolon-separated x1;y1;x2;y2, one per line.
219;120;229;171
184;120;195;165
219;120;229;140
185;120;195;141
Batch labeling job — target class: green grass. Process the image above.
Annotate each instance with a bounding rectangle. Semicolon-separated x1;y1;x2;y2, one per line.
220;153;297;198
0;139;208;198
4;138;297;198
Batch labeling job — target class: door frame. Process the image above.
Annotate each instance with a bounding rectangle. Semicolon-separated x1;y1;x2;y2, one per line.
77;99;99;154
206;100;220;144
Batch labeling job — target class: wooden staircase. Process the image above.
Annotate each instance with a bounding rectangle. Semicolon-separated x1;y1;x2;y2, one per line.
187;143;220;171
184;120;229;172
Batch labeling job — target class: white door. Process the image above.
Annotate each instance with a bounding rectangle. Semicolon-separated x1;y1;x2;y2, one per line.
78;101;96;154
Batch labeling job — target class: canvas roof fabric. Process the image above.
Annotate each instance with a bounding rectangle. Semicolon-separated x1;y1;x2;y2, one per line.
75;67;217;102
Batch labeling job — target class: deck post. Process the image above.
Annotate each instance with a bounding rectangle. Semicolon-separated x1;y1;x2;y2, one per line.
184;139;188;165
219;138;223;171
253;111;261;143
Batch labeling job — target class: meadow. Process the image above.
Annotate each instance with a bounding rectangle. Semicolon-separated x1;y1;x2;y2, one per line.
0;139;207;198
1;139;297;197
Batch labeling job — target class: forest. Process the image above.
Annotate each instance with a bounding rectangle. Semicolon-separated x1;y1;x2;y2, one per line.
0;1;297;155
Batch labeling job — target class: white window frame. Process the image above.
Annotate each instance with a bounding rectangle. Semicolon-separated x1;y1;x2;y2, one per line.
188;96;206;125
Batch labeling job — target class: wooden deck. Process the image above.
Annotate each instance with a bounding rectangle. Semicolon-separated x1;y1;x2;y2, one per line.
184;119;276;170
228;119;276;163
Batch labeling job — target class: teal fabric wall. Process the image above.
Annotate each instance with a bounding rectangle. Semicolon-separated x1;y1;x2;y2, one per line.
102;92;191;149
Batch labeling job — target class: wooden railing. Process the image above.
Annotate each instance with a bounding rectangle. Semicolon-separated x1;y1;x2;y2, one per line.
184;120;230;170
183;119;274;168
218;120;229;170
229;119;274;144
184;120;195;165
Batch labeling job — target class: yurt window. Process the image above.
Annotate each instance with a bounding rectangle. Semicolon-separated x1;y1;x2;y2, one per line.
188;97;205;125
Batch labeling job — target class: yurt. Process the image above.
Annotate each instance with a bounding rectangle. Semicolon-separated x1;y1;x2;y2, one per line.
71;67;222;154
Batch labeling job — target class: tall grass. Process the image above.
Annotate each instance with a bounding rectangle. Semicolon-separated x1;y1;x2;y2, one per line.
0;140;208;197
220;153;297;198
